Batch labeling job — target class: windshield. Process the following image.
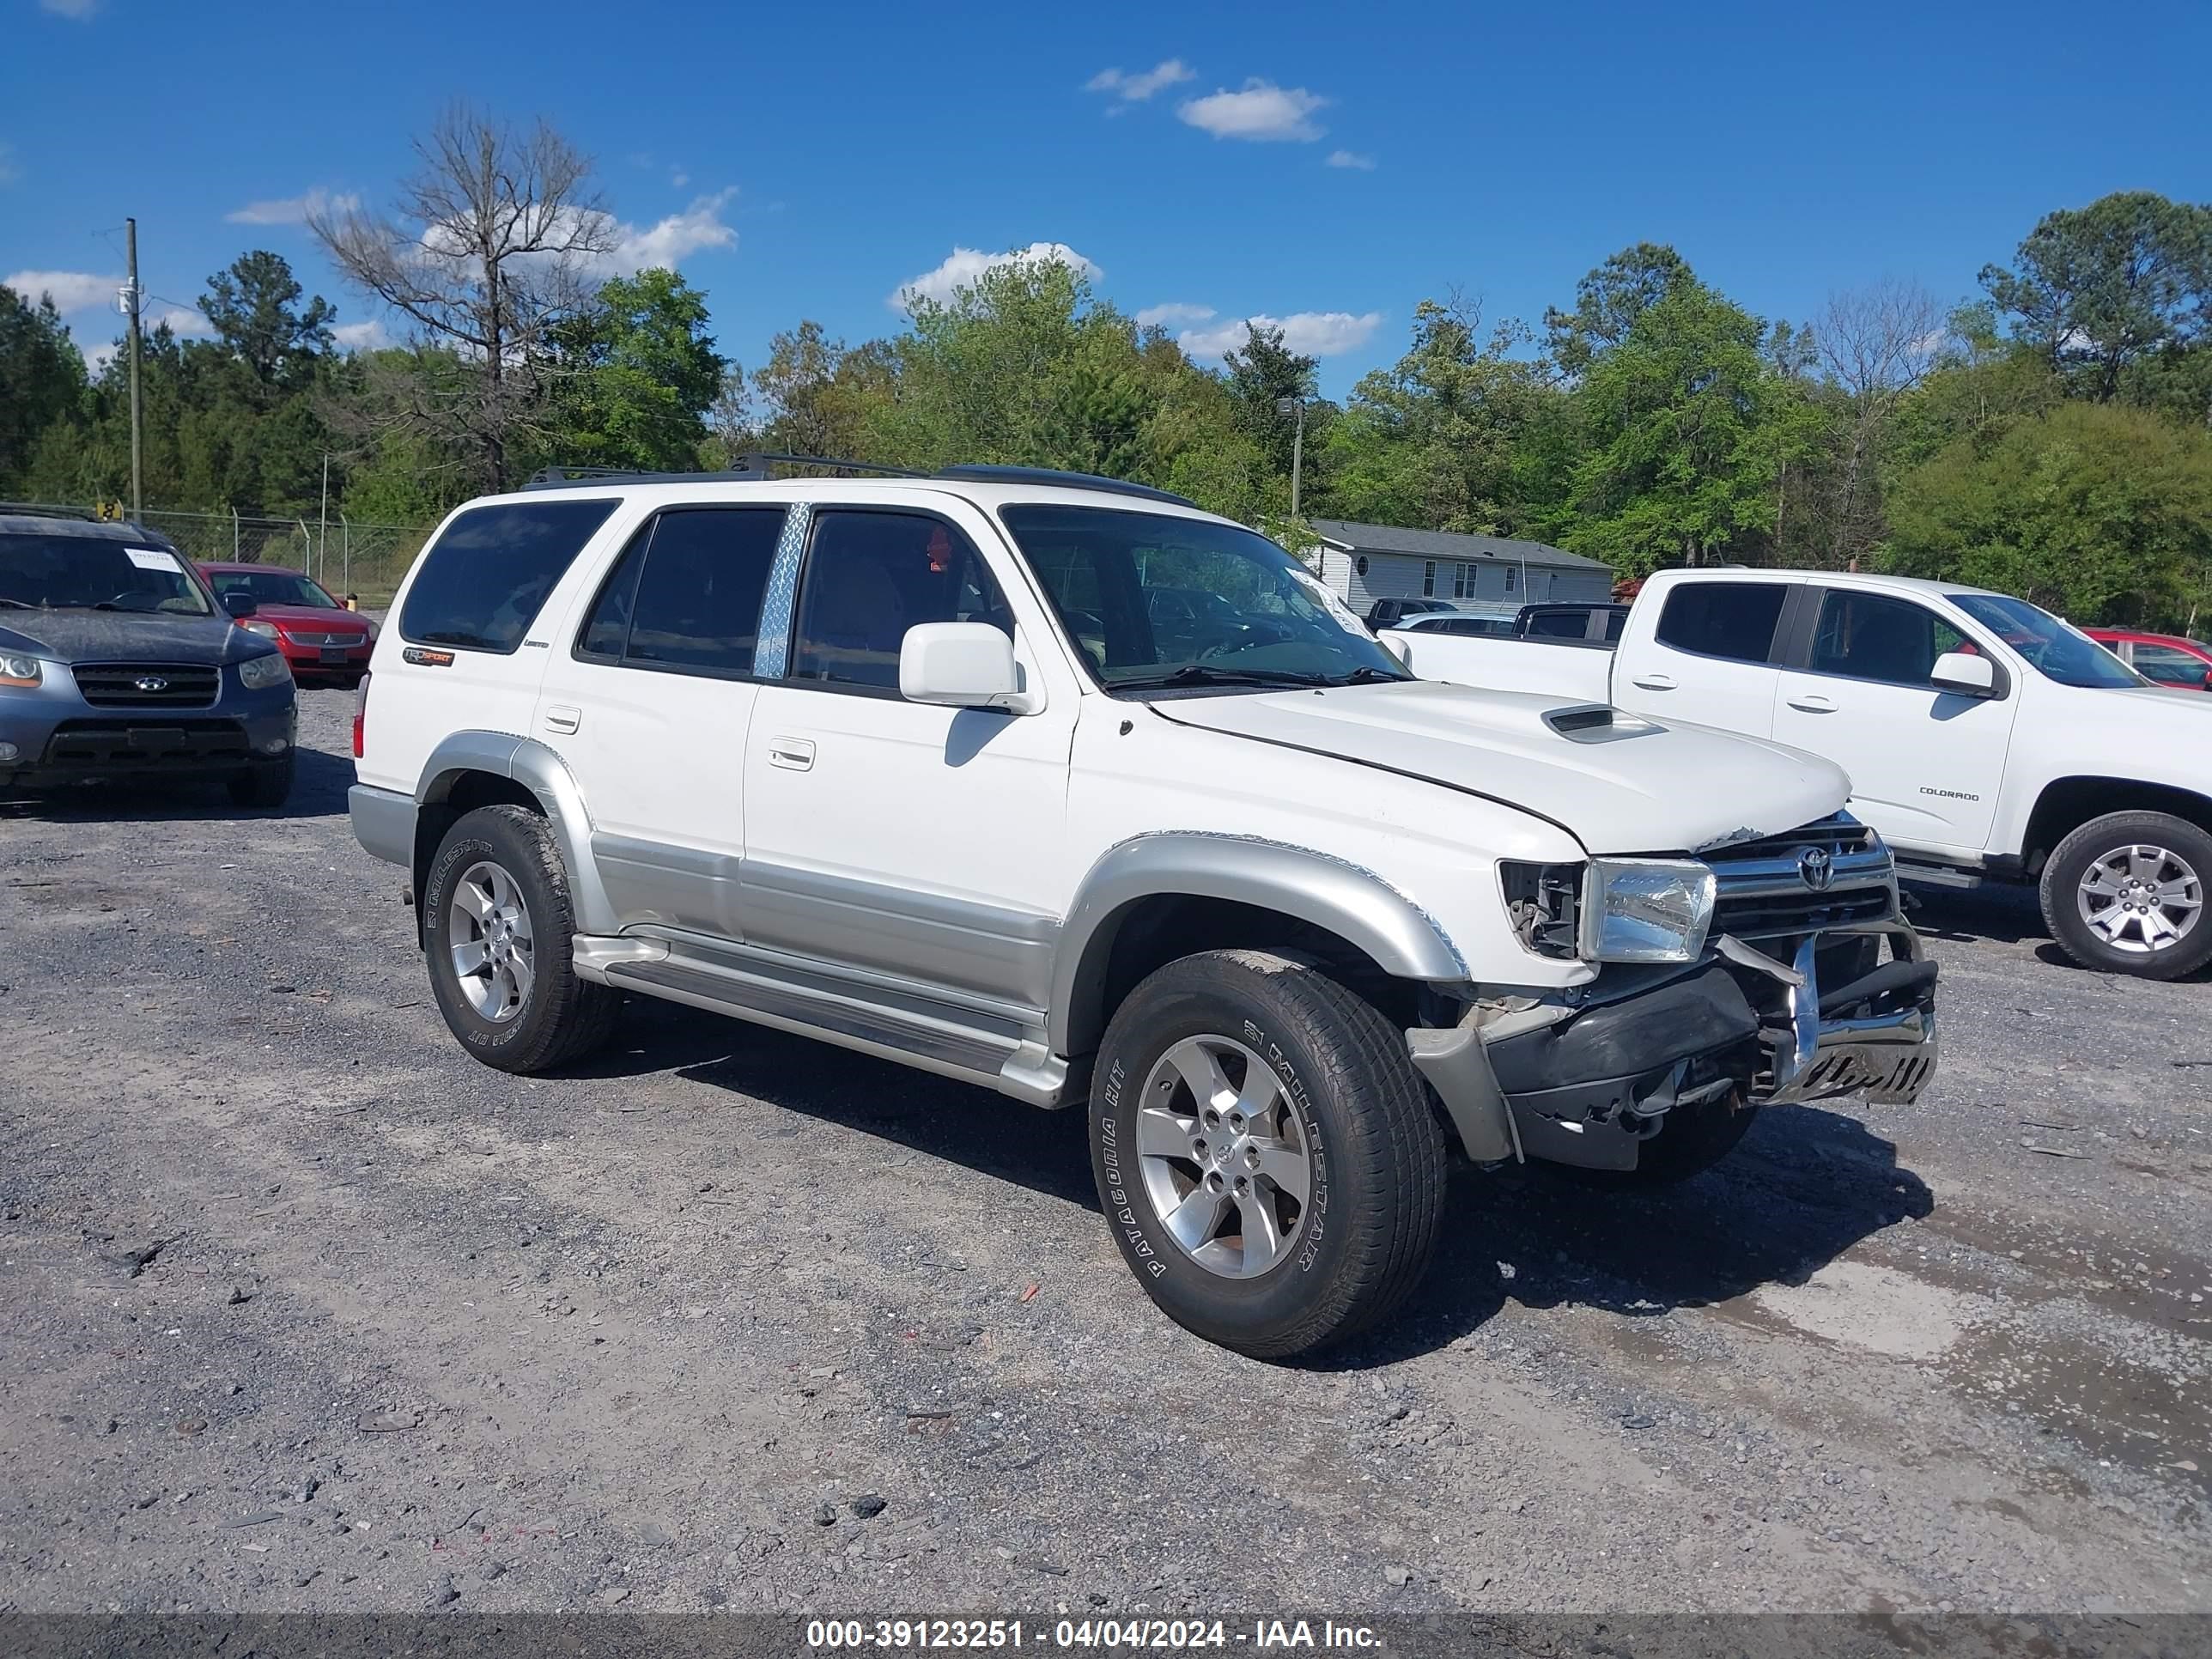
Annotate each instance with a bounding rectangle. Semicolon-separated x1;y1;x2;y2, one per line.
1000;504;1412;691
205;568;339;610
0;533;213;616
1948;593;2145;690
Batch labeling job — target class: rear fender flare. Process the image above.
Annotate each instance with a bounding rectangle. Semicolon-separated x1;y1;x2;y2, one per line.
416;731;614;935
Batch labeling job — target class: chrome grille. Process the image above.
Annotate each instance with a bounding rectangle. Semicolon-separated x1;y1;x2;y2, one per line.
1708;814;1894;939
71;662;221;708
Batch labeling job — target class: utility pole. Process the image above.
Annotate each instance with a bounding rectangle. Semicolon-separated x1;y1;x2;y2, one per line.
125;217;144;519
318;453;331;582
1276;395;1307;519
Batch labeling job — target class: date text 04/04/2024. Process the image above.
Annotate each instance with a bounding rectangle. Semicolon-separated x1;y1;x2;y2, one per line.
804;1619;1383;1650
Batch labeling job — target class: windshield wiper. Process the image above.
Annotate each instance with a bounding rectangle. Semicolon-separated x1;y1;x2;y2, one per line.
1110;665;1325;692
0;597;39;610
1316;665;1410;686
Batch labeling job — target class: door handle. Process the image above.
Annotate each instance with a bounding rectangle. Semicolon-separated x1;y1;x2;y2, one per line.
1785;694;1836;714
1629;673;1676;690
544;705;580;735
767;737;815;772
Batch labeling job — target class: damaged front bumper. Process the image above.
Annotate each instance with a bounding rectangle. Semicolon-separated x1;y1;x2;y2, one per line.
1407;920;1937;1174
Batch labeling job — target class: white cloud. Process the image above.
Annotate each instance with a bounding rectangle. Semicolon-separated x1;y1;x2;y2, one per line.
40;0;100;17
892;241;1102;310
1178;309;1382;361
331;319;391;351
1325;149;1376;171
1136;301;1216;328
670;167;690;188
1086;58;1194;103
4;268;121;313
583;188;738;277
82;340;118;372
151;306;212;337
225;186;360;226
1177;81;1328;143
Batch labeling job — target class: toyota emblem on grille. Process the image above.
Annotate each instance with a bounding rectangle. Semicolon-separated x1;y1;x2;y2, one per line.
1796;847;1834;891
134;675;169;693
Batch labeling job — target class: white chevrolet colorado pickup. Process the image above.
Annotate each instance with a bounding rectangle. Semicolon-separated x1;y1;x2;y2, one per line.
1389;568;2212;981
349;462;1936;1357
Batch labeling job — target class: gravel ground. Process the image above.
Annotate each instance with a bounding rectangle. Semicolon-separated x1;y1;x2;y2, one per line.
1;686;2207;1617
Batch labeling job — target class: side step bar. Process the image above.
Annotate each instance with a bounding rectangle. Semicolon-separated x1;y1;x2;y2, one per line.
1897;862;1984;890
572;935;1073;1108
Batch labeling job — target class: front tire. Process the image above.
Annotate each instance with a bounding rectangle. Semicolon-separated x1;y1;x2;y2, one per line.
422;805;619;1073
1089;950;1445;1360
2039;811;2212;980
227;753;295;810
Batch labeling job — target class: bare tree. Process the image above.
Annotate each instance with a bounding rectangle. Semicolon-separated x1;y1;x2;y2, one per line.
1816;277;1942;566
312;106;616;489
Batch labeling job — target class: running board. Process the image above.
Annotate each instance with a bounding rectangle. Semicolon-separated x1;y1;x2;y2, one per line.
571;934;1072;1107
1897;862;1984;890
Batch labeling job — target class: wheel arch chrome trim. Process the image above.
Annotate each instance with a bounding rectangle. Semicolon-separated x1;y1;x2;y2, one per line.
1048;830;1468;1056
414;730;617;935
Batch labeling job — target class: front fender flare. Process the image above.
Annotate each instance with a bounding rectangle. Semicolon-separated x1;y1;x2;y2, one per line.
1048;831;1468;1056
416;731;615;935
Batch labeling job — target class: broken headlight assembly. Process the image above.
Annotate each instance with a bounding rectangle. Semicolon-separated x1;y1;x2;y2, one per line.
1501;857;1717;964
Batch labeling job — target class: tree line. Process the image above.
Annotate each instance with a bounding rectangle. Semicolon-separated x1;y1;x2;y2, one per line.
3;108;2208;630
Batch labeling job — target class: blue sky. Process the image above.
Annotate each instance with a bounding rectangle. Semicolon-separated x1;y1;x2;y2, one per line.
5;0;2209;398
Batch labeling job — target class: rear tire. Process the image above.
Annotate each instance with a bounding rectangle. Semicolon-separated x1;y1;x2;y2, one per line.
422;805;618;1073
1089;950;1445;1360
227;753;294;810
2039;811;2212;980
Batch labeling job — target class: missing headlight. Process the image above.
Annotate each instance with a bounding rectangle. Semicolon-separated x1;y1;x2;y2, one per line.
1499;860;1583;959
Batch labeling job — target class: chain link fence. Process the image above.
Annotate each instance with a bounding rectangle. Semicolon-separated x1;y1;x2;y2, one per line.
18;504;433;605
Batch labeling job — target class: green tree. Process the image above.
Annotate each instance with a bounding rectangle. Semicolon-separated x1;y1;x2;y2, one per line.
1322;299;1557;534
1881;400;2212;630
1557;279;1822;574
199;250;335;390
543;268;725;471
0;285;88;493
1979;191;2212;410
1544;242;1695;375
1221;323;1323;480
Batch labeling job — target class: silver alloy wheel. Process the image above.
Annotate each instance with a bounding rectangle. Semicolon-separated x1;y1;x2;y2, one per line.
2076;842;2204;954
1135;1034;1311;1279
447;860;536;1021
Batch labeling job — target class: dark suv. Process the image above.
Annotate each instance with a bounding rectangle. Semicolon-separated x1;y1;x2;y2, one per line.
0;510;297;806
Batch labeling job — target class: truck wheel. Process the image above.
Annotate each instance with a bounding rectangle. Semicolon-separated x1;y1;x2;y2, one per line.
227;753;295;810
422;805;619;1073
2039;811;2212;980
1089;950;1445;1360
1547;1094;1762;1191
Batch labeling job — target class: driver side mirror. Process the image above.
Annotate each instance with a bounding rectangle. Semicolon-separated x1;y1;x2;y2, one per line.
220;590;258;620
899;623;1040;714
1931;650;1995;696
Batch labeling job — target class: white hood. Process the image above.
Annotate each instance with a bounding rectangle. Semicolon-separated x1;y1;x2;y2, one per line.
1152;679;1852;857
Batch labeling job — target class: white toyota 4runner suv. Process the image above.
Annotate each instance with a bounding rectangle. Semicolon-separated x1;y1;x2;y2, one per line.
349;462;1938;1357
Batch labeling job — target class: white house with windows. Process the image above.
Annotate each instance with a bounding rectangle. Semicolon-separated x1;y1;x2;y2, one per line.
1304;520;1613;616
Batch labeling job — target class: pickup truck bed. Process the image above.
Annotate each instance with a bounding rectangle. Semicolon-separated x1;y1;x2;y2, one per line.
1385;628;1614;702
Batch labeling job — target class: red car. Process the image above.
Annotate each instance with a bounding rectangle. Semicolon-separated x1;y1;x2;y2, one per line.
197;562;375;686
2082;627;2212;694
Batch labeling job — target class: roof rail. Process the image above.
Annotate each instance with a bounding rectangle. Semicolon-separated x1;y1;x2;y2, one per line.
520;455;1200;509
522;453;928;491
933;465;1196;508
0;501;102;522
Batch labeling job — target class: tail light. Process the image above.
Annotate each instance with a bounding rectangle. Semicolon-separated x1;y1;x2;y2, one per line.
352;672;371;759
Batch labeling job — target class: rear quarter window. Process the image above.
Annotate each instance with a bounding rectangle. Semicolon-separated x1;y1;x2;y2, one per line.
400;499;619;653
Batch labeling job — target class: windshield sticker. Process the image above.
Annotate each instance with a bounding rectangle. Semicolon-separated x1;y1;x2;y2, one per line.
125;547;184;573
1285;566;1367;634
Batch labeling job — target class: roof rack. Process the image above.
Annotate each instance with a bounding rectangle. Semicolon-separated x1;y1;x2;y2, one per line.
933;465;1195;507
0;501;103;522
522;455;1199;508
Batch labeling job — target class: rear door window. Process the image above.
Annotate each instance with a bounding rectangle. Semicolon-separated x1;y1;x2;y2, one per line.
576;507;783;676
400;498;618;653
1654;581;1788;663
